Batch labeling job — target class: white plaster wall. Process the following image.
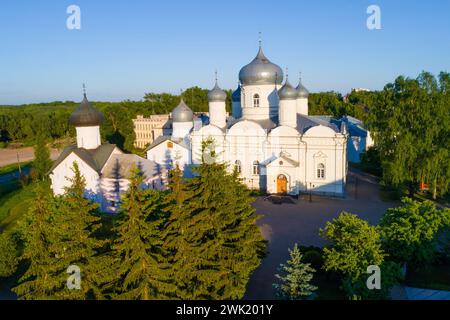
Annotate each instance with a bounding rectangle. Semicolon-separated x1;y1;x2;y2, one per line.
266;163;299;195
50;153;100;197
172;121;193;140
147;140;190;171
99;175;162;213
301;126;346;195
76;126;101;149
267;126;300;161
241;84;279;120
190;125;225;165
209;101;226;128
279;99;297;128
225;120;268;189
296;98;308;115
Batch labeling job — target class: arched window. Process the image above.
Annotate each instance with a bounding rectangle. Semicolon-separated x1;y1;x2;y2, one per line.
235;160;242;173
253;160;260;175
317;163;325;179
253;94;260;108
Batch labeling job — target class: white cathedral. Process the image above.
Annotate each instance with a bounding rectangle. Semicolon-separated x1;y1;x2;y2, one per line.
50;44;350;213
147;44;348;196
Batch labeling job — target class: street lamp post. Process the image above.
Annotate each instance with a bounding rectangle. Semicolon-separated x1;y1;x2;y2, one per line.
309;182;312;203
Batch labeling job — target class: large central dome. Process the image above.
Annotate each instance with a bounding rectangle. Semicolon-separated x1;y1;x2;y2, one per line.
239;46;283;86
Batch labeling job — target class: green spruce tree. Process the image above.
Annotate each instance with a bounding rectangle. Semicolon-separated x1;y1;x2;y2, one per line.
273;244;317;300
48;162;107;299
0;231;19;278
160;163;194;299
164;139;265;299
13;183;59;299
111;165;175;299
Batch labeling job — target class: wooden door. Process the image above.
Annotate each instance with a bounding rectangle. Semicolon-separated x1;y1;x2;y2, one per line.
277;174;287;193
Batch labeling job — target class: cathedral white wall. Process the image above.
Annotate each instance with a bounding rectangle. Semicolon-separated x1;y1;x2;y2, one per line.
76;126;101;149
209;101;226;128
100;175;162;212
266;164;299;194
50;153;100;197
191;124;225;164
172;121;193;140
147;141;191;172
296;98;308;115
301;130;347;195
225;120;268;189
267;126;300;160
279;99;297;128
241;84;279;120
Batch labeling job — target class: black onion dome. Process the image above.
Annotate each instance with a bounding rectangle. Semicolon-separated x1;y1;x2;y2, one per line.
69;94;104;127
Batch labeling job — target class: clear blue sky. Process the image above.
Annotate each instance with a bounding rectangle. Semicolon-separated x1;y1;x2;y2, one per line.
1;0;449;104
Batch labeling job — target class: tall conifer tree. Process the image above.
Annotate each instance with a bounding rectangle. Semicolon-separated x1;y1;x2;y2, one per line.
273;244;317;300
48;162;107;299
164;139;266;299
111;165;175;299
161;163;194;299
13;183;59;299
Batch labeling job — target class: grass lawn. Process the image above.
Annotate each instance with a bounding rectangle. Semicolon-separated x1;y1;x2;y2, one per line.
0;161;32;176
0;184;36;232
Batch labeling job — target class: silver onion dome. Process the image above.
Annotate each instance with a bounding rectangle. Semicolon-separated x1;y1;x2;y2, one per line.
296;79;309;98
69;93;104;127
232;85;241;102
278;80;298;100
172;99;194;122
239;46;283;86
208;82;227;102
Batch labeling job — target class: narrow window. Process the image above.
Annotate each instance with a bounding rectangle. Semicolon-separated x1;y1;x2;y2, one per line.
253;160;260;175
253;94;260;108
235;160;242;173
317;163;325;179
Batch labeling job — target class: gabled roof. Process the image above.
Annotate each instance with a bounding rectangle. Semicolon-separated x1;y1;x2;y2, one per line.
146;135;189;151
102;154;159;179
297;114;339;134
227;118;277;131
267;154;299;167
328;116;368;137
49;143;117;173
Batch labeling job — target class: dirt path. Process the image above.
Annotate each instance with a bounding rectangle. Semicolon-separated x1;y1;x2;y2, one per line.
0;147;61;167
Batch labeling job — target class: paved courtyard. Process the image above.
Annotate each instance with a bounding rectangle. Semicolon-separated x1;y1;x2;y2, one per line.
244;168;400;299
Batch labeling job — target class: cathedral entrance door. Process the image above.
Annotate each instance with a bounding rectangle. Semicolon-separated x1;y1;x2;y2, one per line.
277;174;288;194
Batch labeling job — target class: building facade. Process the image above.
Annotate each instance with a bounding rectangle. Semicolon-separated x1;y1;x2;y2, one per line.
50;93;162;213
147;44;348;196
133;114;172;149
